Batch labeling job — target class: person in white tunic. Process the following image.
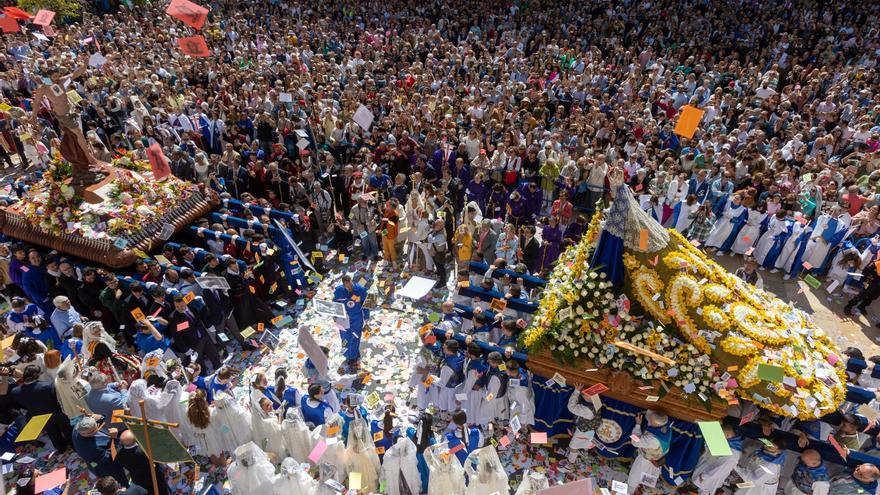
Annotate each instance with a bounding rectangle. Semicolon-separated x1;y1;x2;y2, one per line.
161;380;195;448
429;339;465;414
705;194;747;251
802;207;851;270
566;385;601;462
733;436;786;495
669;195;700;233
515;470;550;495
753;212;790;267
345;414;381;493
380;436;422;495
461;341;486;422
506;361;535;427
212;392;254;455
227;442;276;495
54;357;92;418
775;221;813;274
692;418;743;495
127;379;165;421
251;394;286;461
311;413;348;483
626;410;672;495
732;207;767;254
476;352;509;427
270;457;318;495
282;407;315;462
413;346;440;411
186;389;227;463
425;442;467;495
463;445;509;495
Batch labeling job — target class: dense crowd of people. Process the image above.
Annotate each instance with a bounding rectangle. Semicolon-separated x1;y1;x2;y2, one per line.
0;0;877;492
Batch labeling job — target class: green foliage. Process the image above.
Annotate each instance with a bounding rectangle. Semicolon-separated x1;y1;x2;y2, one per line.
17;0;83;21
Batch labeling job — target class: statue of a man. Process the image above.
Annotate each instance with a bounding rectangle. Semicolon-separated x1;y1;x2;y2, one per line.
32;80;106;188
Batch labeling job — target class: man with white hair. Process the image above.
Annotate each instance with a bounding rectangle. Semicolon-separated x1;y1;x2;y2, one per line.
84;368;130;423
73;415;129;487
50;294;81;341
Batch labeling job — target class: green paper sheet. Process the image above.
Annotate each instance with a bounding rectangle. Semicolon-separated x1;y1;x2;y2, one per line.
697;421;733;457
804;274;821;289
757;363;784;383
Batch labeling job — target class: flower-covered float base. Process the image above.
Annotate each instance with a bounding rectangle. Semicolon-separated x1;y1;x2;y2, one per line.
0;155;219;268
523;203;846;422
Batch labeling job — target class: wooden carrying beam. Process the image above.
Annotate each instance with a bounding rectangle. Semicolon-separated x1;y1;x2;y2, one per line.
526;349;728;422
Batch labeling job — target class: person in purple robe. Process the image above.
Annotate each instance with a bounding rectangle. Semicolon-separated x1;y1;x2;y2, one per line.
507;190;528;227
517;181;542;224
563;214;588;243
466;172;488;212
486;183;508;220
538;216;562;273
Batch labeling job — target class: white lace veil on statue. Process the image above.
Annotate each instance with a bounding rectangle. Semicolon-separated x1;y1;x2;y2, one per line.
605;167;669;253
227;441;275;494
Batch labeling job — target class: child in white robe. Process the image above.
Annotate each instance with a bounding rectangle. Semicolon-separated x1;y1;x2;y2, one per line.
733;435;786;495
475;351;509;427
413;345;440;410
464;445;509;495
380;436;422;495
732;208;767;254
505;360;535;428
515;470;550;494
212;392;253;456
705;195;747;253
425;442;467;495
270;457;318;495
311;413;348;483
345;415;381;493
429;339;466;414
161;380;195;447
461;340;486;423
186;389;226;463
692;418;743;495
252;396;286;461
753;212;790;268
227;442;275;495
282;407;315;462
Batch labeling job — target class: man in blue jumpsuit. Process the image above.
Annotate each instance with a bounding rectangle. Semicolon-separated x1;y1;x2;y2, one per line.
333;275;369;372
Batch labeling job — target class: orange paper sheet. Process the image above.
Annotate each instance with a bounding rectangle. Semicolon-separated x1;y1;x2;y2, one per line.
674;105;705;139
